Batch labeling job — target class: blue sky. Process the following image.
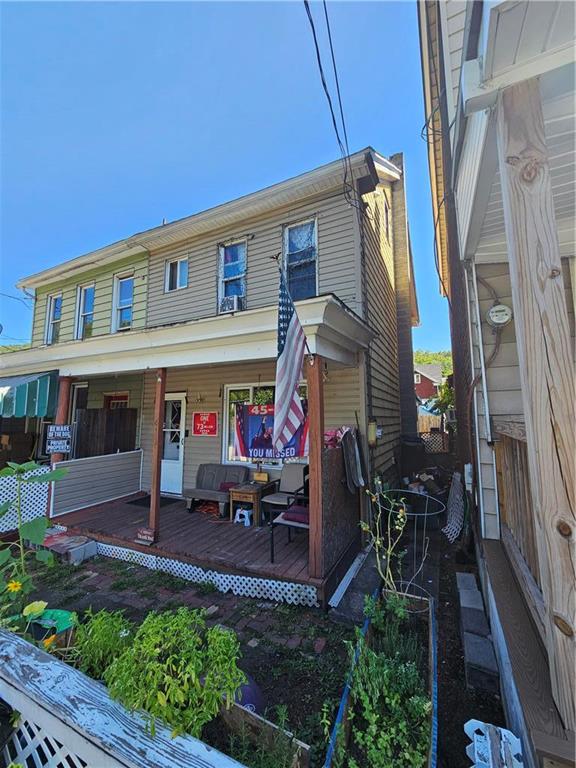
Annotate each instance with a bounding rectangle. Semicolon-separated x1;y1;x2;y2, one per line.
0;0;450;350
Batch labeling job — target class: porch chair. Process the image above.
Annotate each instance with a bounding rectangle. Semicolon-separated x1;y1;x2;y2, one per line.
261;463;309;524
269;489;309;563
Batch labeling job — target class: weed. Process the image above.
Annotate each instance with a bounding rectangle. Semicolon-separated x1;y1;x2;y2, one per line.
74;608;134;679
195;580;218;595
227;705;296;768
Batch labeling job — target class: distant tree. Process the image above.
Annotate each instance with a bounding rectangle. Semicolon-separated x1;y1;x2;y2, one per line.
428;381;455;415
0;344;29;354
413;349;453;376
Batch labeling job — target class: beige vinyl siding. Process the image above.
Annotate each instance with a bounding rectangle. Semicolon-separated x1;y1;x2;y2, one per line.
146;192;359;328
361;185;401;479
31;254;148;348
51;450;142;516
85;375;144;412
139;360;361;492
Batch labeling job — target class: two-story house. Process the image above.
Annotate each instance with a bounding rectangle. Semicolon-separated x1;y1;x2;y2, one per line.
0;148;419;606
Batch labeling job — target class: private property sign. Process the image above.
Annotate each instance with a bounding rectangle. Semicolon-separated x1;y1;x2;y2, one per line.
46;424;72;454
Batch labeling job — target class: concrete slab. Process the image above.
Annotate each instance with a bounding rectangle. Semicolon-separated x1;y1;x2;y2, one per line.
461;606;490;637
459;588;484;611
456;572;478;592
463;632;498;674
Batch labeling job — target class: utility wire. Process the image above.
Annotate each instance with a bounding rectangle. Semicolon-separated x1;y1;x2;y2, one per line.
0;291;33;308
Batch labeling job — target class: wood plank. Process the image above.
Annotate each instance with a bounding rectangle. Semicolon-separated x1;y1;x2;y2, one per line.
149;368;166;538
496;79;576;729
0;630;244;768
306;354;324;580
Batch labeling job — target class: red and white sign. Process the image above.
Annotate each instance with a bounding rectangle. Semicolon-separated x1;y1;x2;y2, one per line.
192;411;218;436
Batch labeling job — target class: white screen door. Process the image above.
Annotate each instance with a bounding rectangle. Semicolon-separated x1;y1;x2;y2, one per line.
160;393;186;494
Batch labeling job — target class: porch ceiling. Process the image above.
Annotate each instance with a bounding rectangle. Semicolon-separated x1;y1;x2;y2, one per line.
0;294;373;377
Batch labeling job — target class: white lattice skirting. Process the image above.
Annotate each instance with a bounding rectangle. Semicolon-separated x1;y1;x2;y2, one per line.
3;718;87;768
0;467;50;533
52;529;319;607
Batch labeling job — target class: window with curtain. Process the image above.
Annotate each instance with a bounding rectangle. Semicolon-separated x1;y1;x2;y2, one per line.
284;219;317;301
218;241;247;311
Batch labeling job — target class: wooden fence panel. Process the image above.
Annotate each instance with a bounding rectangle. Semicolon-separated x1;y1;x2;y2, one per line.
74;409;137;458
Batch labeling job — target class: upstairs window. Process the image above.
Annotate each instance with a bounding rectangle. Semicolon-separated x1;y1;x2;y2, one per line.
165;257;188;292
218;241;247;313
45;294;62;345
113;274;134;332
76;284;95;340
414;373;421;384
284;218;317;301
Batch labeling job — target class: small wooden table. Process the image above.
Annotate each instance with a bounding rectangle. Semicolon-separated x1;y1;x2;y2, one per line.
229;481;276;527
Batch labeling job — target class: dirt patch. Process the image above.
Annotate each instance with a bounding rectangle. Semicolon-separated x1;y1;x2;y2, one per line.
437;534;504;768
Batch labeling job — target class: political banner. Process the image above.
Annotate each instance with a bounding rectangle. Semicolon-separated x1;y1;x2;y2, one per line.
233;403;308;460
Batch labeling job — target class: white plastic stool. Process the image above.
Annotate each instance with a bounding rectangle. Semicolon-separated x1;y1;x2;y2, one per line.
234;507;253;527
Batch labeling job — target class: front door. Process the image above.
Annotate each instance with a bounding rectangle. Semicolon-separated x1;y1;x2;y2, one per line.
160;393;186;495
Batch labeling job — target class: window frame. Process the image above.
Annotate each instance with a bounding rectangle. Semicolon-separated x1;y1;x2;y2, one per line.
414;372;421;384
112;273;135;333
103;391;130;409
282;216;318;301
222;381;307;468
164;256;189;293
218;239;248;312
75;283;96;340
45;293;63;345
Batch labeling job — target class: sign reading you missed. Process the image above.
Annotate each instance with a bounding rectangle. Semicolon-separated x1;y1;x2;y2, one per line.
46;424;72;455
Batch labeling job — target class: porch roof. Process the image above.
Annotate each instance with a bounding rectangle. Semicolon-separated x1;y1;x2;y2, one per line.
0;294;373;377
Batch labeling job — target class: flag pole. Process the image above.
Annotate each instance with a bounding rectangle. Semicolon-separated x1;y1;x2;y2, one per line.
270;253;314;359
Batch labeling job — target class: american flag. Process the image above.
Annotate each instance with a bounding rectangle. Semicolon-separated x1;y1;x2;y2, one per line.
273;271;307;452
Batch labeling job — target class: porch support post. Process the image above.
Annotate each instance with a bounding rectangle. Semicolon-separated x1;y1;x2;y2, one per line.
149;368;167;540
305;354;324;580
496;78;575;728
51;376;73;465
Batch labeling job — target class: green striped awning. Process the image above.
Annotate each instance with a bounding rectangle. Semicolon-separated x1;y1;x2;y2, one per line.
0;371;59;418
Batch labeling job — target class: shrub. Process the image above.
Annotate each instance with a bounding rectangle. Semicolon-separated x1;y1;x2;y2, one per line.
104;607;246;738
75;609;134;679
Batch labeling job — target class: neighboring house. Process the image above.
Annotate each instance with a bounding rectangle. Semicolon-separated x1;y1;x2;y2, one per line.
0;148;419;606
419;1;575;764
413;363;442;400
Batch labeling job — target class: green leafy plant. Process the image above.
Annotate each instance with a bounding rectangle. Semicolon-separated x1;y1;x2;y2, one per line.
227;705;297;768
428;381;455;415
0;461;67;637
104;607;246;738
74;608;134;679
347;642;430;768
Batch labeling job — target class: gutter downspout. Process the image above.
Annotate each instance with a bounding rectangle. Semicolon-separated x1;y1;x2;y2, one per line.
465;266;485;537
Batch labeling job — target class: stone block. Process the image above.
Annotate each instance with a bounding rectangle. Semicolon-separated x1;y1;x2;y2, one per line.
463;632;498;674
456;572;478;592
460;607;490;637
459;589;484;611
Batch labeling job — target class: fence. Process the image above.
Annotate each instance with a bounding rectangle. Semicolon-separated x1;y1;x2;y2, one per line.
420;431;450;454
73;408;138;458
0;630;244;768
0;466;50;534
51;450;142;517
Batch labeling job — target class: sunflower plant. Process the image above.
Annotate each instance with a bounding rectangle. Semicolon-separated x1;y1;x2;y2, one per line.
0;460;67;638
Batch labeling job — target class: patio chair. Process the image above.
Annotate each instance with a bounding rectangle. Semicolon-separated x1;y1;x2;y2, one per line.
261;463;309;524
269;489;309;563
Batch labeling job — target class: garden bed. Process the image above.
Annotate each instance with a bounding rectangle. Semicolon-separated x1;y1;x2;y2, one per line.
324;590;437;768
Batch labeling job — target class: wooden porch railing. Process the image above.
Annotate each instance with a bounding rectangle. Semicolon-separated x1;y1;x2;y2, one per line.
494;430;546;640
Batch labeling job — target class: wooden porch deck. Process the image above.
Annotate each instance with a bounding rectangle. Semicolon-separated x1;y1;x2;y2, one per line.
53;493;317;588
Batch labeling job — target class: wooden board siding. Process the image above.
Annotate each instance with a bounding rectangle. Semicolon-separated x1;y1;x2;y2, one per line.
51;450;142;516
31;254;148;348
139;361;362;492
361;186;401;480
469;260;575;538
145;192;359;328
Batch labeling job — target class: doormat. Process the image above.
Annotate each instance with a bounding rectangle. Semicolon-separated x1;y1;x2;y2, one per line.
127;495;179;509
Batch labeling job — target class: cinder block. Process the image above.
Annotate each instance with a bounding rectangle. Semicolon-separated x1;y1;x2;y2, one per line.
461;607;490;637
463;632;498;674
42;532;97;565
456;572;478;592
459;589;484;611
